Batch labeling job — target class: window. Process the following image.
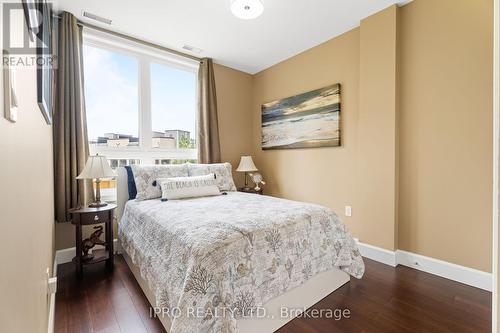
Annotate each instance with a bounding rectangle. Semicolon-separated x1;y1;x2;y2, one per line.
108;159;140;169
151;63;197;150
84;44;139;148
82;31;199;202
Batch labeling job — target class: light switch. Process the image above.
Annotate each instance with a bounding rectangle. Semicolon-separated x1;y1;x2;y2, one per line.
345;206;352;217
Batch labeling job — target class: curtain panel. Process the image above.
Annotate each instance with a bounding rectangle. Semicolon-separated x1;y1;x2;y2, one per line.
53;12;92;223
197;58;221;164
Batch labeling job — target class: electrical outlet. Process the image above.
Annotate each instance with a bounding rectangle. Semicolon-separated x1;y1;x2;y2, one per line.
345;205;352;217
46;267;57;294
48;277;57;294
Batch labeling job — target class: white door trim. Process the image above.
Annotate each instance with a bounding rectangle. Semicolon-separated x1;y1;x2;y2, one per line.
492;0;499;331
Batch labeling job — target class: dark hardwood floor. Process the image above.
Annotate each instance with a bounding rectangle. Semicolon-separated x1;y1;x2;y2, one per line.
55;256;491;333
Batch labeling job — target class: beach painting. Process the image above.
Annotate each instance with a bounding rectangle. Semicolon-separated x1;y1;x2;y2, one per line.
261;84;341;150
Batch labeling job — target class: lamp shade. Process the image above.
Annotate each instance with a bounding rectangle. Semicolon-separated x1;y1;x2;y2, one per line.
76;155;116;179
236;156;258;172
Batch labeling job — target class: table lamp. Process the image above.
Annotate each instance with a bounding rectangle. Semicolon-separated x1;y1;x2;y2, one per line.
76;154;116;208
236;155;258;190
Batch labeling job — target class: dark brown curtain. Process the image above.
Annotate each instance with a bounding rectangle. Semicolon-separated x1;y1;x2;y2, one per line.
53;12;92;223
197;58;221;163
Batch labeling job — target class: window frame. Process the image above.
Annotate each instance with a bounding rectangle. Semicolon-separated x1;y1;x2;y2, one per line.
82;28;199;164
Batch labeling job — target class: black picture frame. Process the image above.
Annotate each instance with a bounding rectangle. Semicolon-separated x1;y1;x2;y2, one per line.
37;1;53;124
21;0;40;42
22;0;53;124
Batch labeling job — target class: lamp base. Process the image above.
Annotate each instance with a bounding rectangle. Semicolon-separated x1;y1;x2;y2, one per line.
88;202;107;208
90;179;107;208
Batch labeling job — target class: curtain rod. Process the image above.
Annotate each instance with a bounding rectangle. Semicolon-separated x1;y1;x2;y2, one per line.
53;15;202;62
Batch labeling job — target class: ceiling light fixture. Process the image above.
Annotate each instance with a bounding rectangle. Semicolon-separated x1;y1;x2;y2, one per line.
231;0;264;20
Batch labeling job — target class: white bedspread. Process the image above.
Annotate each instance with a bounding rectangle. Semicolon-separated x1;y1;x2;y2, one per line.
119;192;364;333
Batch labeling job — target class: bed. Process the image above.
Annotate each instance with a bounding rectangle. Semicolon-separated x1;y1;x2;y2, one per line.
116;165;364;333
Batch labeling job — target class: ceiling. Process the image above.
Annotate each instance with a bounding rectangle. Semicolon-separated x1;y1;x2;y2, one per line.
56;0;411;74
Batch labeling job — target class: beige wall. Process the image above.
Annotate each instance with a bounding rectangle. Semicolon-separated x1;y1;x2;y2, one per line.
0;69;55;331
214;64;254;187
251;28;363;238
357;5;398;250
496;0;499;327
251;0;493;271
398;0;493;272
250;8;399;251
55;221;75;250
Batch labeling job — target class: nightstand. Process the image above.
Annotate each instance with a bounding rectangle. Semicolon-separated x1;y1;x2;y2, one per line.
69;204;116;277
237;187;263;195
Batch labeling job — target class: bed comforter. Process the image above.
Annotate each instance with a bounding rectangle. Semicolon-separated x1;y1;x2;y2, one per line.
119;192;364;333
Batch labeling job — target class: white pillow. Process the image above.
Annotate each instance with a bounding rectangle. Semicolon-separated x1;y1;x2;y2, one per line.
159;173;221;200
131;164;189;201
187;163;237;192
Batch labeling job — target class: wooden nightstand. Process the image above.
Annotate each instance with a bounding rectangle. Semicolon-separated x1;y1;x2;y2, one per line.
69;204;116;277
237;187;264;195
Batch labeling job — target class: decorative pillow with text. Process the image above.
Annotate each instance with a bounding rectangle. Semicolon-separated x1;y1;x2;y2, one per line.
159;173;220;200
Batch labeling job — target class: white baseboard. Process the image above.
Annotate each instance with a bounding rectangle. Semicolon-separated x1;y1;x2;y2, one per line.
356;240;492;292
55;239;120;265
54;247;76;266
357;241;397;267
396;250;492;292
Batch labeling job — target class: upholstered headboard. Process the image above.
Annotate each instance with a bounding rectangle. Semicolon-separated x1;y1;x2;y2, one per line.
116;167;129;223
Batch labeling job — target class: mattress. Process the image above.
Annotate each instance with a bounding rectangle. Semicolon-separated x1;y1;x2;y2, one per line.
119;191;364;333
